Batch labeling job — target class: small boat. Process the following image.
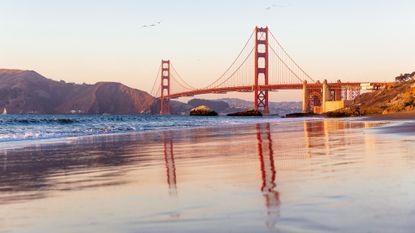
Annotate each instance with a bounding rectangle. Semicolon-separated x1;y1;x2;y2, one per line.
2;108;7;115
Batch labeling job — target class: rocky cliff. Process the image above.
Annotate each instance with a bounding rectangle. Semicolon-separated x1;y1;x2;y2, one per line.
327;80;415;117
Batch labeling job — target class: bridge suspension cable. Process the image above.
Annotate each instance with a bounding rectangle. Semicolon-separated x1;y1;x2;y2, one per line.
269;30;315;83
204;29;256;89
269;44;304;83
210;47;255;88
170;64;197;90
150;63;161;96
169;65;196;95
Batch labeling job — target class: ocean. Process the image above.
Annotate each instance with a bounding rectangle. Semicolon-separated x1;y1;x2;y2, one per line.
0;114;296;148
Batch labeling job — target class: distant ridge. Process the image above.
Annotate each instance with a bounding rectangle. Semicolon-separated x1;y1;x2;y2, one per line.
0;69;154;114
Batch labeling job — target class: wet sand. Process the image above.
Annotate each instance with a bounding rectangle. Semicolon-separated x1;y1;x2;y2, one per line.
365;111;415;135
366;111;415;121
1;119;415;233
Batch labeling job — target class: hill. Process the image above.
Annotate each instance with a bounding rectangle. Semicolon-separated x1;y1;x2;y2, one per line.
167;98;302;115
219;98;301;116
0;69;154;114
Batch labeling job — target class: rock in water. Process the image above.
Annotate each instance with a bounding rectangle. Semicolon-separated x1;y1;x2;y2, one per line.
285;112;317;118
227;109;263;116
190;105;218;116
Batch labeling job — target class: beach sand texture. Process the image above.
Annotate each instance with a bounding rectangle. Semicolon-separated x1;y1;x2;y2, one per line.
1;119;415;233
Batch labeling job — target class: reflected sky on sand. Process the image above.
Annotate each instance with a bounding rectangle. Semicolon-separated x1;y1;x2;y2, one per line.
1;119;415;233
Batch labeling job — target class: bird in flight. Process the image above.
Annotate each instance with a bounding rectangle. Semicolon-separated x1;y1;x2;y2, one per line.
141;20;162;29
266;2;289;10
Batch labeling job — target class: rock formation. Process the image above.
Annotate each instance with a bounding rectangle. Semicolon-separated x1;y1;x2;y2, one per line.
227;109;263;116
190;105;218;116
327;80;415;117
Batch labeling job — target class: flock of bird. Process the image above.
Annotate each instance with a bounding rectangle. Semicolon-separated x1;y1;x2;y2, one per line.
265;3;289;10
141;21;162;29
141;2;289;29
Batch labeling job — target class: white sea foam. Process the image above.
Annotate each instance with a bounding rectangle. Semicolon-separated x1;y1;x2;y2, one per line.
0;115;315;149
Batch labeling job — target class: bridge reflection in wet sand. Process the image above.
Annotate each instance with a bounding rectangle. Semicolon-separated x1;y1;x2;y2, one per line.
161;123;281;230
162;131;177;196
1;120;414;232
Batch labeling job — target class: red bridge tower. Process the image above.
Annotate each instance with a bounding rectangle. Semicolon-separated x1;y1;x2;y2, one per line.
160;60;171;115
160;60;170;115
254;27;269;114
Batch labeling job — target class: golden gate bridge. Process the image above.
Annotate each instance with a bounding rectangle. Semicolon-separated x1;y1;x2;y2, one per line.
150;26;388;115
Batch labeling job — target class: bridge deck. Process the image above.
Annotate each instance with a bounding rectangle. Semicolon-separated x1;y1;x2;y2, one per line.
166;82;386;99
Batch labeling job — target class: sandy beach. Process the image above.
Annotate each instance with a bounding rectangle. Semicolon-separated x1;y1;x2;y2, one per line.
1;118;415;233
1;1;414;232
365;111;415;135
366;111;415;120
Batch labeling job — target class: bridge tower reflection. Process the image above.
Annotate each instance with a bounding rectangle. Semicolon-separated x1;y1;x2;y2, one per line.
162;132;177;196
256;123;280;230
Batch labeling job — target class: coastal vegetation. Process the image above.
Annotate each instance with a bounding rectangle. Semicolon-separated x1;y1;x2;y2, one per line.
395;71;415;82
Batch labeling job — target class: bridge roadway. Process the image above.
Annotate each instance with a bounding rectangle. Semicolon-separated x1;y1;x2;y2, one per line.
167;82;385;99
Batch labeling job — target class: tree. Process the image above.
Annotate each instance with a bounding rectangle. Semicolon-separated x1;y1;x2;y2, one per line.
395;71;415;82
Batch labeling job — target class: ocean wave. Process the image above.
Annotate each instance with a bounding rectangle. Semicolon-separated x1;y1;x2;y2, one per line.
0;114;291;145
0;118;79;124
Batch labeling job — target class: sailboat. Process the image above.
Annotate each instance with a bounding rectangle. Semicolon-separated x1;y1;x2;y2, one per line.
2;108;7;115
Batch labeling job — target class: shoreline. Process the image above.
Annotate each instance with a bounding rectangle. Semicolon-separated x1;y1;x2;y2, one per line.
0;116;317;152
364;111;415;121
363;112;415;135
1;112;414;152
